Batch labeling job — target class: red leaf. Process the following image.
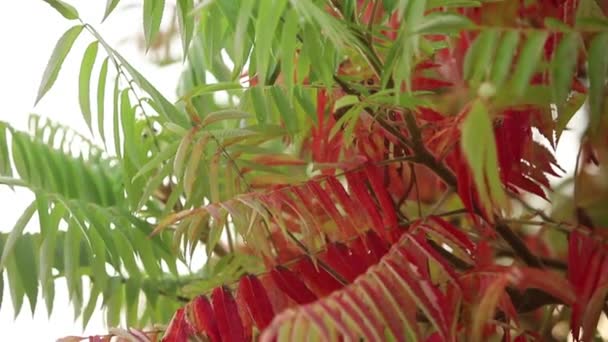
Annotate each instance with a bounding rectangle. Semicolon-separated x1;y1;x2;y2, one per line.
211;286;246;342
358;278;407;341
383;258;450;340
363;163;399;234
237;275;275;330
271;266;318;304
162;308;191;342
322;242;359;282
345;171;386;238
409;233;464;290
292;256;343;296
234;290;253;341
411;77;453;91
364;230;389;262
189;296;221;342
516;268;576;306
428;216;476;252
307;180;355;239
325;175;362;234
258;274;293;314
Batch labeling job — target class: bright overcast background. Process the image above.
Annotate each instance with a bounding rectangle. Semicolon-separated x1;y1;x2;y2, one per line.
0;1;591;341
0;1;182;340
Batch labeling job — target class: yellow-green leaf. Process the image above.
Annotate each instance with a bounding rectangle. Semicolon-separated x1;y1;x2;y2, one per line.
103;0;121;21
42;0;79;20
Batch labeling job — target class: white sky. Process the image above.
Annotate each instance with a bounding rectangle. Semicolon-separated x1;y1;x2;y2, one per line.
0;1;590;341
0;1;181;340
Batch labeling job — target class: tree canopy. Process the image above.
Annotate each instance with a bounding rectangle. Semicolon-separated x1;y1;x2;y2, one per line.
2;0;608;341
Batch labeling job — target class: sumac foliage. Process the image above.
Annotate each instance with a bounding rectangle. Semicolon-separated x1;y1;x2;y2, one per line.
3;0;608;341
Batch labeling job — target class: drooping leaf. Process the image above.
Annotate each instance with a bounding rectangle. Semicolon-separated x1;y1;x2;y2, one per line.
588;32;608;130
96;57;109;145
176;0;194;59
490;31;520;88
237;274;275;330
78;41;99;135
211;286;245;342
551;32;579;105
460;100;507;213
511;31;548;97
42;0;79;19
0;202;36;271
103;0;121;21
143;0;165;51
464;29;499;85
36;25;84;104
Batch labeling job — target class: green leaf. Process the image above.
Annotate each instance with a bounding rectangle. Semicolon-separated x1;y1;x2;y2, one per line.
125;278;140;326
551;32;579;105
112;75;122;158
120;90;140;166
106;278;123;327
6;255;24;317
82;285;100;329
42;0;79;20
15;235;38;314
233;0;255;76
0;124;12;178
79;41;99;135
173;128;196;178
0;202;36;271
202;110;251;127
271;86;298;132
0;270;4;311
511;31;548;97
35;25;84;104
461;100;506;212
89;25;188;126
103;0;121;21
588;32;608;130
112;230;141;279
143;0;165;51
176;0;194;59
38;198;65;314
280;9;298;98
464;29;499;84
97;57;109;146
490;31;520;88
249;87;269;125
413;13;474;34
64;219;83;303
185;82;244;99
133;139;179;181
255;0;288;84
